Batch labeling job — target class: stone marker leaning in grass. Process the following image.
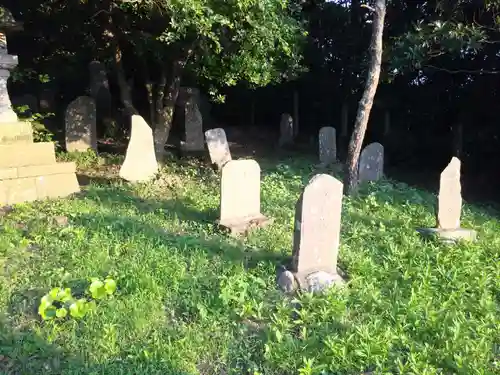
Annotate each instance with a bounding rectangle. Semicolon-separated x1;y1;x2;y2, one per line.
217;159;272;235
119;115;158;183
417;156;477;243
277;173;345;294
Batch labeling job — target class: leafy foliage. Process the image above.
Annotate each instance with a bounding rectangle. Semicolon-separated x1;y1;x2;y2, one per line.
38;277;117;321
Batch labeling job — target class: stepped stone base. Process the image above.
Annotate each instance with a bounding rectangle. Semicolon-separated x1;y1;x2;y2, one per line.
416;227;477;244
218;214;272;235
0;126;80;205
0;121;33;144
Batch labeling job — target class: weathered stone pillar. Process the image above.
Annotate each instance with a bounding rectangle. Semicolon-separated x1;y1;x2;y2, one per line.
0;12;33;144
0;8;80;205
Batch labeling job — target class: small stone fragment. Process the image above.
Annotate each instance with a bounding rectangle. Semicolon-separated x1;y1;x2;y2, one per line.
53;215;69;227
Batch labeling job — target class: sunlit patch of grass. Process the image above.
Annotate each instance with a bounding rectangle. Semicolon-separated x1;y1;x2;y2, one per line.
0;155;498;375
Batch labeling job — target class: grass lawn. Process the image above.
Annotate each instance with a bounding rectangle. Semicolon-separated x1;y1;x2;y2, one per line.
0;152;499;375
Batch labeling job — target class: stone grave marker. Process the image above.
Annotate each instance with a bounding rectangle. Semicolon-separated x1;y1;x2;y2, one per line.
39;88;57;112
205;128;232;170
179;87;204;152
358;142;384;183
120;115;159;182
438;156;462;229
218;159;271;235
65;96;97;152
279;113;294;146
318;126;336;165
417;157;476;243
278;174;344;293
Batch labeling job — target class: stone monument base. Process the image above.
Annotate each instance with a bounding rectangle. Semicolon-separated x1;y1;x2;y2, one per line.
416;227;477;244
180;141;204;153
218;214;272;235
0;138;80;205
0;121;34;144
277;267;345;294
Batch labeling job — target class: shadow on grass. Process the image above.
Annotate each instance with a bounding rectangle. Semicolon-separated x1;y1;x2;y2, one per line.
73;186;286;268
71;211;286;271
0;319;193;375
82;185;219;226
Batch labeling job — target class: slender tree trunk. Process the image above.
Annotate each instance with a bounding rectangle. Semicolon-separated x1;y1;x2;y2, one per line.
341;102;349;137
452;122;463;159
250;97;255;127
293;90;299;138
154;71;167;128
344;0;386;195
113;42;138;116
145;82;155;126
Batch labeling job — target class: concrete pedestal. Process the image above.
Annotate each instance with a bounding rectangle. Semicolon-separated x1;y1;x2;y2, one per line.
218;214;272;236
416;227;477;244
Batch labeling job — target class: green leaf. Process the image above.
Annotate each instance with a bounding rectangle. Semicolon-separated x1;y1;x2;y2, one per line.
48;288;60;300
104;278;117;296
89;279;106;300
56;308;68;318
57;288;73;302
69;299;89;319
39;294;54;308
40;305;57;320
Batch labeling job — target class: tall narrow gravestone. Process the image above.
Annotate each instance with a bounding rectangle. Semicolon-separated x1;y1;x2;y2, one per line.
417;157;476;243
358;142;384;183
318;126;336;165
218;159;271;235
278;113;294;147
89;60;111;104
277;174;345;293
119;115;158;182
205;128;232;170
65;96;97;152
179;87;204;152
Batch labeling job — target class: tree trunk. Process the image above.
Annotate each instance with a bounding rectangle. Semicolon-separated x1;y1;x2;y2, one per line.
113;43;138;116
145;82;155;126
452;122;463;159
293;90;299;138
153;58;185;158
344;0;386;195
383;110;391;138
341;102;349;137
154;71;167;128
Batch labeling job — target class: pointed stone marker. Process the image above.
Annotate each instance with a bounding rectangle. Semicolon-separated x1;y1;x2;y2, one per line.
417;157;476;243
119;115;158;182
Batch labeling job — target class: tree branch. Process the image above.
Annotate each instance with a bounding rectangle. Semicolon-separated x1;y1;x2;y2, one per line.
361;4;375;12
423;64;499;74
